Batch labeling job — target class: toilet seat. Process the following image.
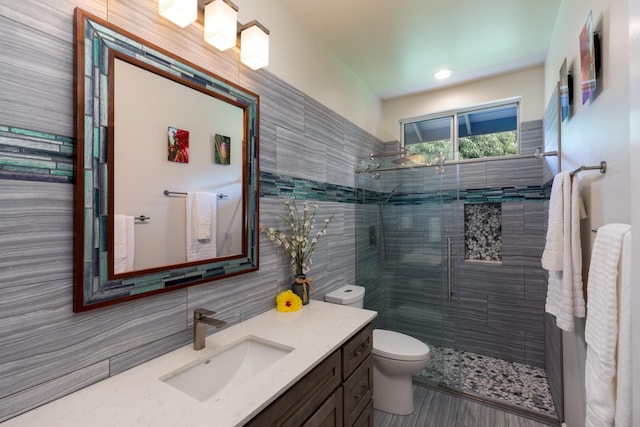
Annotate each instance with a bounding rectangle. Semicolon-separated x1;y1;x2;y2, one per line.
373;329;429;361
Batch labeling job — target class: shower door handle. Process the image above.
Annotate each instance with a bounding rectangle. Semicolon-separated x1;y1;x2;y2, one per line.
447;237;452;303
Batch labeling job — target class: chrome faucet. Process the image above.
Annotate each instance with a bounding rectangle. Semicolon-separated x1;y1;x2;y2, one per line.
193;308;227;350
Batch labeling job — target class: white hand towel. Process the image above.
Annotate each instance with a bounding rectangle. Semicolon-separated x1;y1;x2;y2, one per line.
541;172;566;271
114;215;135;273
584;223;632;427
543;172;586;332
569;174;586;317
545;271;575;331
186;192;217;262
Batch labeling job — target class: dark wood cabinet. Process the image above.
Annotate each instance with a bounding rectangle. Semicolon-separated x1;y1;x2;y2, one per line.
342;355;372;427
247;323;373;427
245;351;341;427
341;324;373;381
302;388;343;427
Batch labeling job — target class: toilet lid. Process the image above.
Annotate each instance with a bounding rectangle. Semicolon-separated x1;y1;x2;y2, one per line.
373;329;430;361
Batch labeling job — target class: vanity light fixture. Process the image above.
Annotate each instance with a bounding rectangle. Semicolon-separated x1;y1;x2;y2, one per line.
434;69;453;80
239;21;270;70
159;0;270;70
204;0;239;51
159;0;198;28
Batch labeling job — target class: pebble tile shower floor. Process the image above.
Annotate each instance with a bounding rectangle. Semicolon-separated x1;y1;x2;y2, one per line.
417;346;556;416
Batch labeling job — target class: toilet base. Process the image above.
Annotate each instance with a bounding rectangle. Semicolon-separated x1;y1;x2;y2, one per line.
373;363;415;415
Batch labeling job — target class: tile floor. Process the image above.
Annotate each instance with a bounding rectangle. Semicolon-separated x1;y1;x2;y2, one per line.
373;385;560;427
417;346;556;416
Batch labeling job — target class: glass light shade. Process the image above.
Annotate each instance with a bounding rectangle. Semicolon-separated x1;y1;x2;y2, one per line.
159;0;197;28
204;0;239;51
240;23;270;70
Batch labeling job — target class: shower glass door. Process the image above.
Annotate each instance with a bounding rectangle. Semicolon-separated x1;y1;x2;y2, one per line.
355;159;461;389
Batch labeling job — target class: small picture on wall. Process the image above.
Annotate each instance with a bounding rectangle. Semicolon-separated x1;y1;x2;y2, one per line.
580;11;596;104
559;58;571;121
167;126;189;163
215;134;230;165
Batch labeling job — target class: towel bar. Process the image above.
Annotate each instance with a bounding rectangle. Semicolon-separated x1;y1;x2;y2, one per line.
163;190;229;199
570;161;607;176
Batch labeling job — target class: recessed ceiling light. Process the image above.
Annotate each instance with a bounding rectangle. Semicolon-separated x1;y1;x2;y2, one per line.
434;69;452;80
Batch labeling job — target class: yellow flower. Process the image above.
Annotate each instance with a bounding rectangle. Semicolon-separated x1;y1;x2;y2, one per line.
276;290;302;312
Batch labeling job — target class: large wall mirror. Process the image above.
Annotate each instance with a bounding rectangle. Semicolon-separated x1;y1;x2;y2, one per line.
74;9;260;312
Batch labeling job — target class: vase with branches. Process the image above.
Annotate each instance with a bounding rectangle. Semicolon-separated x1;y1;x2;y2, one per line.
260;199;332;304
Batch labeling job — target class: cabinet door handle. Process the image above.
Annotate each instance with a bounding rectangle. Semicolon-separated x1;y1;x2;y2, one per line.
352;341;368;357
354;383;369;400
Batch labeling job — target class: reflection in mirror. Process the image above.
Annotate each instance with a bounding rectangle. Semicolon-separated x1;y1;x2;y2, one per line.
113;57;244;272
74;9;259;312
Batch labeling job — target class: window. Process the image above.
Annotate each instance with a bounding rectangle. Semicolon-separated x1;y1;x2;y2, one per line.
401;99;520;164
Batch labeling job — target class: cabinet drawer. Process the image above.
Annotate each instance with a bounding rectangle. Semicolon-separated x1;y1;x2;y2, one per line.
351;400;373;427
246;350;341;427
342;323;373;380
302;387;343;427
342;355;372;427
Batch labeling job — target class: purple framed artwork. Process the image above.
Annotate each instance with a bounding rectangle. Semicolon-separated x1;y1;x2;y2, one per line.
579;11;596;104
559;58;571;121
215;134;230;165
168;126;189;163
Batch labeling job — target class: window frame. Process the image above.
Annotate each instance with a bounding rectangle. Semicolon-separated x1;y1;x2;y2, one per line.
399;97;522;162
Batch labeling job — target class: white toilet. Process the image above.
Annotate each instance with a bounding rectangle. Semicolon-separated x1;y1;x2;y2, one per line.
325;285;431;415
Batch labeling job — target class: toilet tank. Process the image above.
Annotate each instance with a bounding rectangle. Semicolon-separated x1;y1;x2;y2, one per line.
324;285;365;308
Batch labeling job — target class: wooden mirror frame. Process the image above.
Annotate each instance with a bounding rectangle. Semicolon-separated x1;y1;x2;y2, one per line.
73;9;259;312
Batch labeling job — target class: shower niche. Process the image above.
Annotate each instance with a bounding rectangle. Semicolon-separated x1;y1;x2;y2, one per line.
463;203;502;262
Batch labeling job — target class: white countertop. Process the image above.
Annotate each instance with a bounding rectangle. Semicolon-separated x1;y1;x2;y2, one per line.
3;301;377;427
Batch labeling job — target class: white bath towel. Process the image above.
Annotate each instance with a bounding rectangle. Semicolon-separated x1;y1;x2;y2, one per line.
193;192;214;240
543;172;586;331
114;214;135;273
584;223;632;427
615;231;632;427
186;192;217;262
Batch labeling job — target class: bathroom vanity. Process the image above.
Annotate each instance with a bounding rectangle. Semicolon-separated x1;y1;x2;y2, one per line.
3;301;376;427
246;323;373;427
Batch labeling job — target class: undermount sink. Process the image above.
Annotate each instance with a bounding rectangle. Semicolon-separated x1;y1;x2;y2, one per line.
161;336;294;401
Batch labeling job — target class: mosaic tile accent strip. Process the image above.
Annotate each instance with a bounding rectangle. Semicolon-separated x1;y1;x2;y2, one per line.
417;345;556;417
259;170;358;203
260;171;551;205
0;125;74;183
465;203;502;261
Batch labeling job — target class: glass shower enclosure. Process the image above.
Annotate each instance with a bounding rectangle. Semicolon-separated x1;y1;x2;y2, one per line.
355;150;559;421
355;156;462;390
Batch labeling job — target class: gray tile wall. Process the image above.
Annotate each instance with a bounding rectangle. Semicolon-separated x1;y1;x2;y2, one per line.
0;1;383;421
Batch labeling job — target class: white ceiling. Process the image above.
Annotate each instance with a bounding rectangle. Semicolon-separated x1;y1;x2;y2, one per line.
279;0;561;100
